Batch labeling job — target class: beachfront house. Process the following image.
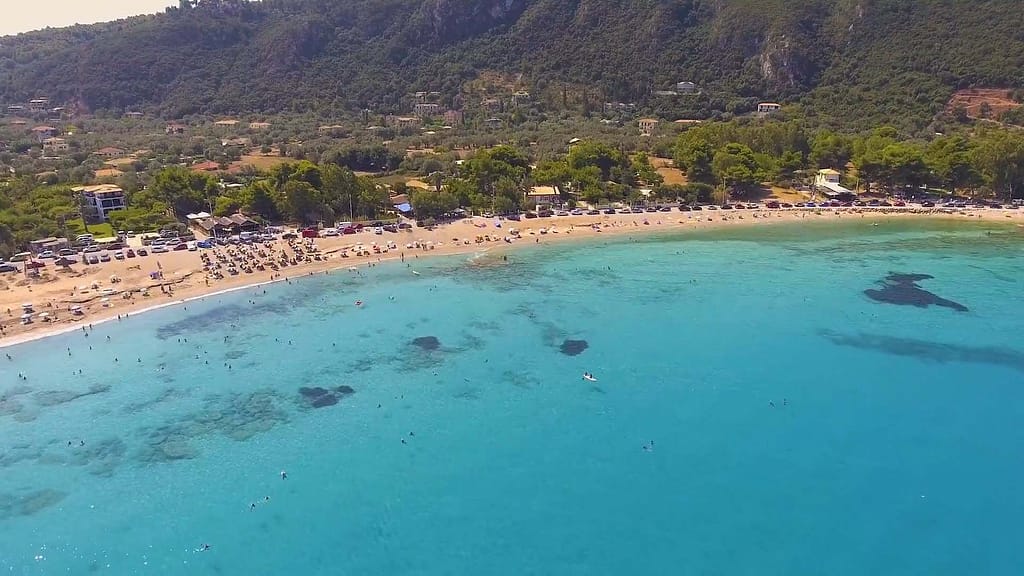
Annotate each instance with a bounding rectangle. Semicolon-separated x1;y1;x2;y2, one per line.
75;184;126;222
194;214;260;237
527;186;561;208
29;236;70;254
814;169;855;200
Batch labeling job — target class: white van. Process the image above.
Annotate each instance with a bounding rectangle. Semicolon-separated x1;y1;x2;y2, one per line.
76;234;94;243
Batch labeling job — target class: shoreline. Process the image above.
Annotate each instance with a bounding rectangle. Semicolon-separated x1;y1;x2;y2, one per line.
2;207;1021;348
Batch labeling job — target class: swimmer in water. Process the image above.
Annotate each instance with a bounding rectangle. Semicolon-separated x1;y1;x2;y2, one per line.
280;470;288;480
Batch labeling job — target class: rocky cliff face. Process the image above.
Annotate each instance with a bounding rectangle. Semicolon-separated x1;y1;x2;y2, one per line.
423;0;528;43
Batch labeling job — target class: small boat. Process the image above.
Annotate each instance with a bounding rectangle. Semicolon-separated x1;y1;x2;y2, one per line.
412;271;421;276
582;373;598;382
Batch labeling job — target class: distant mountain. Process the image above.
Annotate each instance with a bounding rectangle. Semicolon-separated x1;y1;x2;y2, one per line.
1;0;1023;131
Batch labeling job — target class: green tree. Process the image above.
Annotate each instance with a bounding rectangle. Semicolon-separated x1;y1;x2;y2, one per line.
283;180;321;224
674;138;715;183
712;143;759;192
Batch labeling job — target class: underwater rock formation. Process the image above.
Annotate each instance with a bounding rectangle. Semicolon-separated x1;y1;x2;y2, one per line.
559;339;589;356
864;273;968;312
412;336;441;351
298;385;355;409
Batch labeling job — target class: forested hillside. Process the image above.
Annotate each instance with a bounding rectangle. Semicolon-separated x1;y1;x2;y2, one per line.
1;0;1023;130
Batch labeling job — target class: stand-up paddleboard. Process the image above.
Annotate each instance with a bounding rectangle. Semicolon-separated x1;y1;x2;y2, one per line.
583;373;597;382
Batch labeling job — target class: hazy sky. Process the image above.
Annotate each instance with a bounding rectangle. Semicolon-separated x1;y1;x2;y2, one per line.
0;1;175;37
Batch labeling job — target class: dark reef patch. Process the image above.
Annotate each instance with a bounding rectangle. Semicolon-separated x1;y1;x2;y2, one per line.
299;387;330;398
298;385;355;409
0;488;67;520
311;395;338;408
135;390;289;464
412;336;441;351
560;339;589;356
820;330;1024;372
33;384;111;407
864;273;968;312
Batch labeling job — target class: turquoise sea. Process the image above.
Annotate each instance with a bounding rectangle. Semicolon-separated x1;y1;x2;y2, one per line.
2;219;1023;575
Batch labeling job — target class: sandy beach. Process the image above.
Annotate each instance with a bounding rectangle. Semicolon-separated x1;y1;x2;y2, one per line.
2;206;1021;347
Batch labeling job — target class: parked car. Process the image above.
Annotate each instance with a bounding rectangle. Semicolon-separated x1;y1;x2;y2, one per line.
113;251;125;260
126;249;136;258
99;253;111;262
679;205;691;212
0;263;18;273
321;228;339;237
587;209;601;215
603;208;617;214
151;245;169;253
506;214;521;221
398;222;412;229
570;209;584;216
136;248;148;256
383;224;398;232
86;255;100;265
524;212;538;219
58;248;76;256
37;250;57;259
766;201;780;209
281;232;298;240
173;243;188;251
374;226;384;235
187;242;198;251
83;245;101;253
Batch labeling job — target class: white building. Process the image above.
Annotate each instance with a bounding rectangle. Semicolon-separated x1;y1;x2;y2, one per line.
413;103;440;118
676;81;697;94
74;184;126;222
756;102;782;117
814;169;854;198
